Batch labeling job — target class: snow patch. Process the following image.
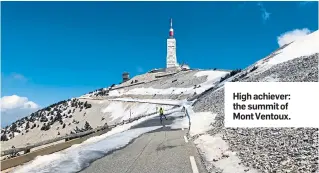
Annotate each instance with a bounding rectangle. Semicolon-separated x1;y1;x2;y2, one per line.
169;110;216;137
124;87;188;95
267;30;319;65
188;112;216;136
191;70;229;94
108;90;121;97
194;70;228;83
100;100;174;124
169;115;189;129
110;97;184;106
261;75;280;82
101;102;125;121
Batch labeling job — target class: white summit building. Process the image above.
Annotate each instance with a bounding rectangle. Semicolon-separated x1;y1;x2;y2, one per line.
166;18;178;69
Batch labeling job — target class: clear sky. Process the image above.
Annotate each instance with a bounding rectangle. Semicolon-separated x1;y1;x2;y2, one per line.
1;1;318;126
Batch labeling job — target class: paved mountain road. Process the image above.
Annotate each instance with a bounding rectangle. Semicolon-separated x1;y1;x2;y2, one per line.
80;114;207;173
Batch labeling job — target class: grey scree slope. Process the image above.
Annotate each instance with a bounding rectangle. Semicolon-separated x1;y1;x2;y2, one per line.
193;54;319;173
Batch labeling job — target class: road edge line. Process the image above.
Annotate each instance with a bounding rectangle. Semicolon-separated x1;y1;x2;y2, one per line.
184;136;188;143
189;156;199;173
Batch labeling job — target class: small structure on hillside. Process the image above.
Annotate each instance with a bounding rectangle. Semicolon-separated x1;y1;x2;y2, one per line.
180;64;190;71
148;68;167;73
122;72;130;83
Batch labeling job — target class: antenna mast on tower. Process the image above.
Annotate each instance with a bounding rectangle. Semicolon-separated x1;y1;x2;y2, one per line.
169;18;174;38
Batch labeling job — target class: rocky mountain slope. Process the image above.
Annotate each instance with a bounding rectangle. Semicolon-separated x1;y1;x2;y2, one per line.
192;30;319;173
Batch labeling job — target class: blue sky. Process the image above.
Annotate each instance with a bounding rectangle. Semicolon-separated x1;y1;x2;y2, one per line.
1;1;318;126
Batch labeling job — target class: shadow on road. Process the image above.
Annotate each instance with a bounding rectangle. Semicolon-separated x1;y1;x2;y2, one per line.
130;112;182;130
131;117;181;133
156;144;183;151
128;110;190;137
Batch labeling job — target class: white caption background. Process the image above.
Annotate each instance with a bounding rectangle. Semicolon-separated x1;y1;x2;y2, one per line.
225;82;319;128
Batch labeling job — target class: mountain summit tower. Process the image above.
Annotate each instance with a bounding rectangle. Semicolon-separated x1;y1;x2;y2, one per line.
166;18;178;68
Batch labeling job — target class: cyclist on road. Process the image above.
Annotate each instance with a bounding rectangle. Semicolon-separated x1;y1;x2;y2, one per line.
159;107;167;125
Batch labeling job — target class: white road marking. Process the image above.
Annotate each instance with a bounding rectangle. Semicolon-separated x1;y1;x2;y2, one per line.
189;156;199;173
184;136;188;143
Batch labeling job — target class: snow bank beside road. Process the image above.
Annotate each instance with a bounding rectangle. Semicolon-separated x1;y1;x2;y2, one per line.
169;105;216;136
11;126;162;173
188;112;216;136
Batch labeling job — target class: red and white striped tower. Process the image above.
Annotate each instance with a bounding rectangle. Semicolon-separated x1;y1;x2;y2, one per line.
169;18;174;37
166;18;178;68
